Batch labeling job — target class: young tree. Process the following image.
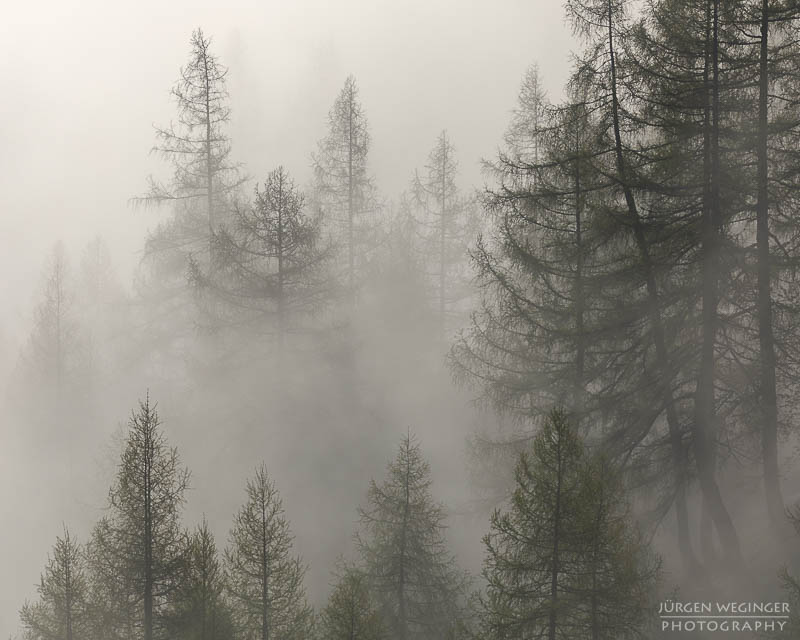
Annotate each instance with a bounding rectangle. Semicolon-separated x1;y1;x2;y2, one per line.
87;395;190;640
312;75;380;299
137;28;244;268
318;564;384;640
357;432;468;640
20;527;89;640
164;519;235;640
479;409;659;640
225;464;313;640
193;166;332;345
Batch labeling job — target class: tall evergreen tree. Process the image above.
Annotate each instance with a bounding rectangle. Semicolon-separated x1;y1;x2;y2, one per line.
225;464;313;640
356;432;468;640
137;28;244;268
87;395;190;640
312;75;380;299
408;131;478;336
451;78;598;422
479;409;659;640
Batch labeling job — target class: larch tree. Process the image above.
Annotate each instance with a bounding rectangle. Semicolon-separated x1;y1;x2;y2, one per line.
192;166;332;346
479;409;586;640
408;131;478;336
312;75;380;300
627;0;755;565
503;64;547;168
225;464;313;640
450;78;599;424
479;409;659;640
356;432;468;640
164;519;235;640
20;527;90;640
14;243;82;404
562;0;702;571
741;0;800;531
87;395;190;640
137;28;244;269
318;564;385;640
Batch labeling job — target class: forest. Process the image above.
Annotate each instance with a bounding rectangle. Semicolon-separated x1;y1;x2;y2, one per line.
5;0;800;638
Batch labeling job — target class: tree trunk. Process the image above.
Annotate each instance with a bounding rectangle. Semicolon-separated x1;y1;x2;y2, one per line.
262;498;270;640
64;544;74;640
277;172;286;352
203;44;215;271
755;0;785;530
144;425;154;640
440;136;447;339
605;0;698;571
398;448;410;640
695;0;742;564
348;95;355;301
574;116;585;412
548;435;562;640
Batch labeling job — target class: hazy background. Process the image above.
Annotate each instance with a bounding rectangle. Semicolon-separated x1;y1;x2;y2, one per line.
0;2;573;637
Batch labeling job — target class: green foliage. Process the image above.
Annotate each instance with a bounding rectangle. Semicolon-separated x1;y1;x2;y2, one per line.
479;409;659;639
225;464;313;640
318;564;384;640
20;528;89;640
357;432;469;640
86;395;190;640
164;520;235;640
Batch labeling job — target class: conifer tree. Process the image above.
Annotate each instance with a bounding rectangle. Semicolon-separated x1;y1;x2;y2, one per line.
137;28;244;268
13;243;86;408
408;131;478;335
164;519;235;640
20;527;89;640
312;75;380;299
357;432;468;640
87;395;190;640
479;410;658;640
192;166;331;344
318;564;384;640
225;464;313;640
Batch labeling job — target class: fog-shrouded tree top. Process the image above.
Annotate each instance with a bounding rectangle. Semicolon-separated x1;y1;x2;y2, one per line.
20;527;90;640
87;395;190;640
312;74;381;299
225;464;313;640
357;432;469;640
136;27;245;270
503;63;547;167
10;242;90;418
407;130;479;336
191;166;333;345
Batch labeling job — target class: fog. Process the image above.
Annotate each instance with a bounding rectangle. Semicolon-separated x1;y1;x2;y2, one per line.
5;2;800;639
0;2;574;637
